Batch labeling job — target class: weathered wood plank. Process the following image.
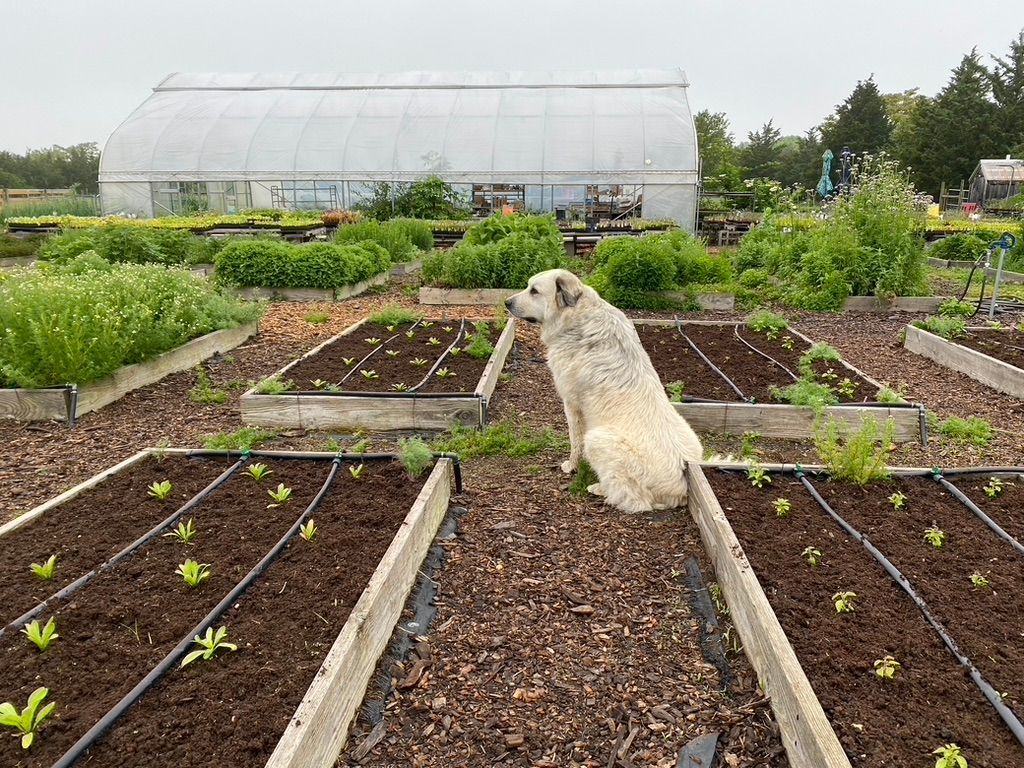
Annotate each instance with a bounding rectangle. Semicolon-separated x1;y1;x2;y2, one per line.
335;272;390;300
904;324;1024;399
0;450;152;537
0;388;70;421
389;259;423;276
475;319;517;400
675;402;921;442
266;460;452;767
228;272;390;302
240;393;482;431
841;296;942;313
659;291;736;310
686;463;852;768
986;266;1024;285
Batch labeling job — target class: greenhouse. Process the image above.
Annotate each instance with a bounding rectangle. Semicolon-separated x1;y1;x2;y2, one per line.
98;69;700;229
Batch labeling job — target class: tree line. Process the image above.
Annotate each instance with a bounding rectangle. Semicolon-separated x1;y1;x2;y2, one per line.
698;30;1024;199
0;143;100;194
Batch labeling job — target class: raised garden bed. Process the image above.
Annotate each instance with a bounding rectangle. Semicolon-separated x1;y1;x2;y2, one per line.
419;286;735;311
905;324;1024;399
228;272;389;303
690;461;1024;768
636;320;927;442
0;448;454;767
240;318;515;431
0;322;258;424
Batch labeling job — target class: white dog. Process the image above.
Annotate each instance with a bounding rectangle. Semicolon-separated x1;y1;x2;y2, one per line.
505;269;703;513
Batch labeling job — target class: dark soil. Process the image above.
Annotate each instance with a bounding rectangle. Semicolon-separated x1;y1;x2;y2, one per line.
816;475;1024;725
82;460;423;767
634;324;736;401
0;454;232;627
0;459;331;768
283;319;498;394
681;324;793;402
956;328;1024;370
706;469;1024;768
949;473;1024;543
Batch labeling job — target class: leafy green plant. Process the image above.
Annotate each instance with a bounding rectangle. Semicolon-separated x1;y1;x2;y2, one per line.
267;484;292;505
666;381;686;403
397;437;434;479
385;349;400;358
888;491;907;510
873;655;901;680
351;438;370;454
781;336;795;350
740;431;761;459
391;382;410;391
802;546;822;567
410;357;428;367
746;309;788;335
369;305;422;327
405;330;415;339
304;311;330;325
465;329;495;359
932;743;968;768
938;298;975;318
180;626;238;667
359;369;380;380
164;518;198;544
983;477;1004;498
215;239;390;290
934;416;993;447
449;347;462;356
349;464;366;480
30;555;57;581
435;368;456;379
770;379;838;408
176;559;211;587
914;315;967;340
876;386;907;404
146;479;174;501
772;498;792;518
924;525;946;548
190;366;229;405
21;617;59;652
837;378;856;399
432;420;568;460
342;357;356;366
309;378;329;390
365;337;382;346
255;376;292;395
798;343;842;378
202;427;276;451
814;417;894;486
0;687;56;750
299;520;318;541
970;572;991;589
427;337;441;346
747;464;771;488
832;591;858;614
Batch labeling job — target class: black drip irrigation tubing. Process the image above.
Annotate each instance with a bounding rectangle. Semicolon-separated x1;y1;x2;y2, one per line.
410;319;467;391
0;456;245;640
50;457;344;768
933;472;1024;558
673;319;749;402
338;323;419;385
795;468;1024;747
731;324;799;382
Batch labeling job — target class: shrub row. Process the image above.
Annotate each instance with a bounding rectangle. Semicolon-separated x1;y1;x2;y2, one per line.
334;218;433;261
0;254;260;388
214;239;391;289
39;227;224;266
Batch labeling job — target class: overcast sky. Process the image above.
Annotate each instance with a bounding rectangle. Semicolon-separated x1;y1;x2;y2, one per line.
3;0;1022;153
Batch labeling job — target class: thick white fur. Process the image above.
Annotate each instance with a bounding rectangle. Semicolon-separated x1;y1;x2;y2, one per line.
506;269;703;512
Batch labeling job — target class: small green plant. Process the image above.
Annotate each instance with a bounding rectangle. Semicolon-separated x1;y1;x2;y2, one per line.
798;343;842;378
164;518;198;544
385;349;400;358
802;546;822;567
837;378;856;399
267;484;292;505
832;591;858;614
349;463;366;480
924;525;946;548
568;458;601;498
914;315;966;340
772;498;792;518
391;382;410;391
365;337;382;346
432;420;568;460
746;309;788;335
938;298;974;318
740;431;761;459
254;376;292;395
814;417;895;486
342;357;356;366
449;347;462;356
369;306;422;327
21;618;59;652
385;325;396;332
359;369;380;380
427;336;441;346
410;357;428;367
30;555;57;581
442;326;453;332
190;367;229;404
304;311;330;325
0;686;56;750
180;626;238;667
876;386;907;404
873;655;901;680
465;330;495;359
422;321;434;328
310;378;330;390
770;379;838;408
781;335;795;351
299;519;318;541
202;427;277;451
246;462;273;481
351;439;370;454
666;381;685;403
935;416;994;447
436;367;456;378
398;437;434;479
176;558;211;587
405;330;416;339
970;572;991;589
888;491;907;510
983;477;1004;498
147;480;173;501
747;463;771;488
932;743;968;768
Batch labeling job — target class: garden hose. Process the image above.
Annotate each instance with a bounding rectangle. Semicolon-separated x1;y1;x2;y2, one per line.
673;318;748;402
796;469;1024;747
932;472;1024;558
0;456;245;640
50;457;345;768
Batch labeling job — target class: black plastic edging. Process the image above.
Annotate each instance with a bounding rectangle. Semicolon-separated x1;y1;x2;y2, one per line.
796;470;1024;746
731;324;799;381
674;319;748;402
0;457;245;640
50;457;344;768
934;474;1024;558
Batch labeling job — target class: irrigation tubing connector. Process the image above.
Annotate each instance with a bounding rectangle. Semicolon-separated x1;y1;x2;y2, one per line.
50;457;344;768
674;318;748;402
0;457;245;640
795;469;1024;747
933;473;1024;558
731;325;799;382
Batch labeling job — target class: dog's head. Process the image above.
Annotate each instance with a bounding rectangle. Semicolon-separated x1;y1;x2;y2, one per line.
505;269;584;326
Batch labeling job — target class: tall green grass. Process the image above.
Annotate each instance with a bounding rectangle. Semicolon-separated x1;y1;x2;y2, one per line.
0;196;100;225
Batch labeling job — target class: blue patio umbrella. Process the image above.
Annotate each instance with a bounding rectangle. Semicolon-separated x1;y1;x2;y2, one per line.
817;149;835;198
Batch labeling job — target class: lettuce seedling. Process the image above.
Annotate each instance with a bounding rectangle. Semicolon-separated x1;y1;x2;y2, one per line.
176;559;211;587
267;484;292;505
30;555;57;581
300;520;318;541
342;357;356;366
0;687;56;750
405;330;416;339
391;383;410;392
932;743;967;768
924;526;946;549
349;464;366;480
385;349;400;358
359;369;380;380
246;463;273;482
970;572;991;589
164;518;197;544
984;477;1003;498
832;591;857;613
873;655;901;680
147;480;173;501
364;337;382;346
747;464;771;489
21;618;59;652
802;546;822;567
410;357;428;367
436;368;456;378
888;491;907;510
180;626;238;667
427;337;441;346
772;498;791;518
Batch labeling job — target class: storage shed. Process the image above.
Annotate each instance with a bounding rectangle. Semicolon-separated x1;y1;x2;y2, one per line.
967;158;1024;207
99;70;699;229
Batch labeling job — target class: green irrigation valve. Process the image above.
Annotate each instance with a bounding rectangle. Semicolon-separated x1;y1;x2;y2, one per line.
794;464;805;478
241;449;252;460
931;466;943;479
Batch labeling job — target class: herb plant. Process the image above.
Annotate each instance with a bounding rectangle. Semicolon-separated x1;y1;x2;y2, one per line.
147;480;173;501
832;591;858;614
246;463;273;482
802;546;822;567
666;381;685;403
342;357;356;366
888;491;907;510
254;376;292;395
21;618;59;652
465;331;495;359
365;337;382;346
970;572;991;589
176;559;211;587
983;477;1004;498
267;484;292;505
349;464;366;480
30;555;57;581
359;369;380;380
164;518;197;544
385;349;400;358
398;437;434;479
436;367;456;378
924;525;946;549
0;687;56;750
873;655;901;680
391;382;410;391
814;417;894;486
932;743;968;768
772;498;792;518
299;520;318;541
747;464;771;488
427;337;441;346
180;626;238;667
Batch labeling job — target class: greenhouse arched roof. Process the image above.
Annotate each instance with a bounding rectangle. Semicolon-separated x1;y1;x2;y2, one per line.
99;70;698;186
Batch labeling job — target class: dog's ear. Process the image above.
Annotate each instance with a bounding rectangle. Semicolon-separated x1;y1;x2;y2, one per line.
555;274;582;309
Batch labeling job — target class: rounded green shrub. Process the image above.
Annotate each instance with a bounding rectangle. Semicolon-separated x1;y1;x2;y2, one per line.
605;239;676;292
929;234;989;263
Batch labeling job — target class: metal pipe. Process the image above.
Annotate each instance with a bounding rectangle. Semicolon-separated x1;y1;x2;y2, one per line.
50;458;344;768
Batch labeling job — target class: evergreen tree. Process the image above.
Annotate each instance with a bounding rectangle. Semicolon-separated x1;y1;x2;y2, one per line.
739;120;783;179
776;129;826;189
820;77;893;158
695;110;742;191
884;89;932;174
991;29;1024;152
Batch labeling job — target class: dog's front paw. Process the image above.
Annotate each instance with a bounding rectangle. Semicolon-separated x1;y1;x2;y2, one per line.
586;482;605;497
561;460;577;474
